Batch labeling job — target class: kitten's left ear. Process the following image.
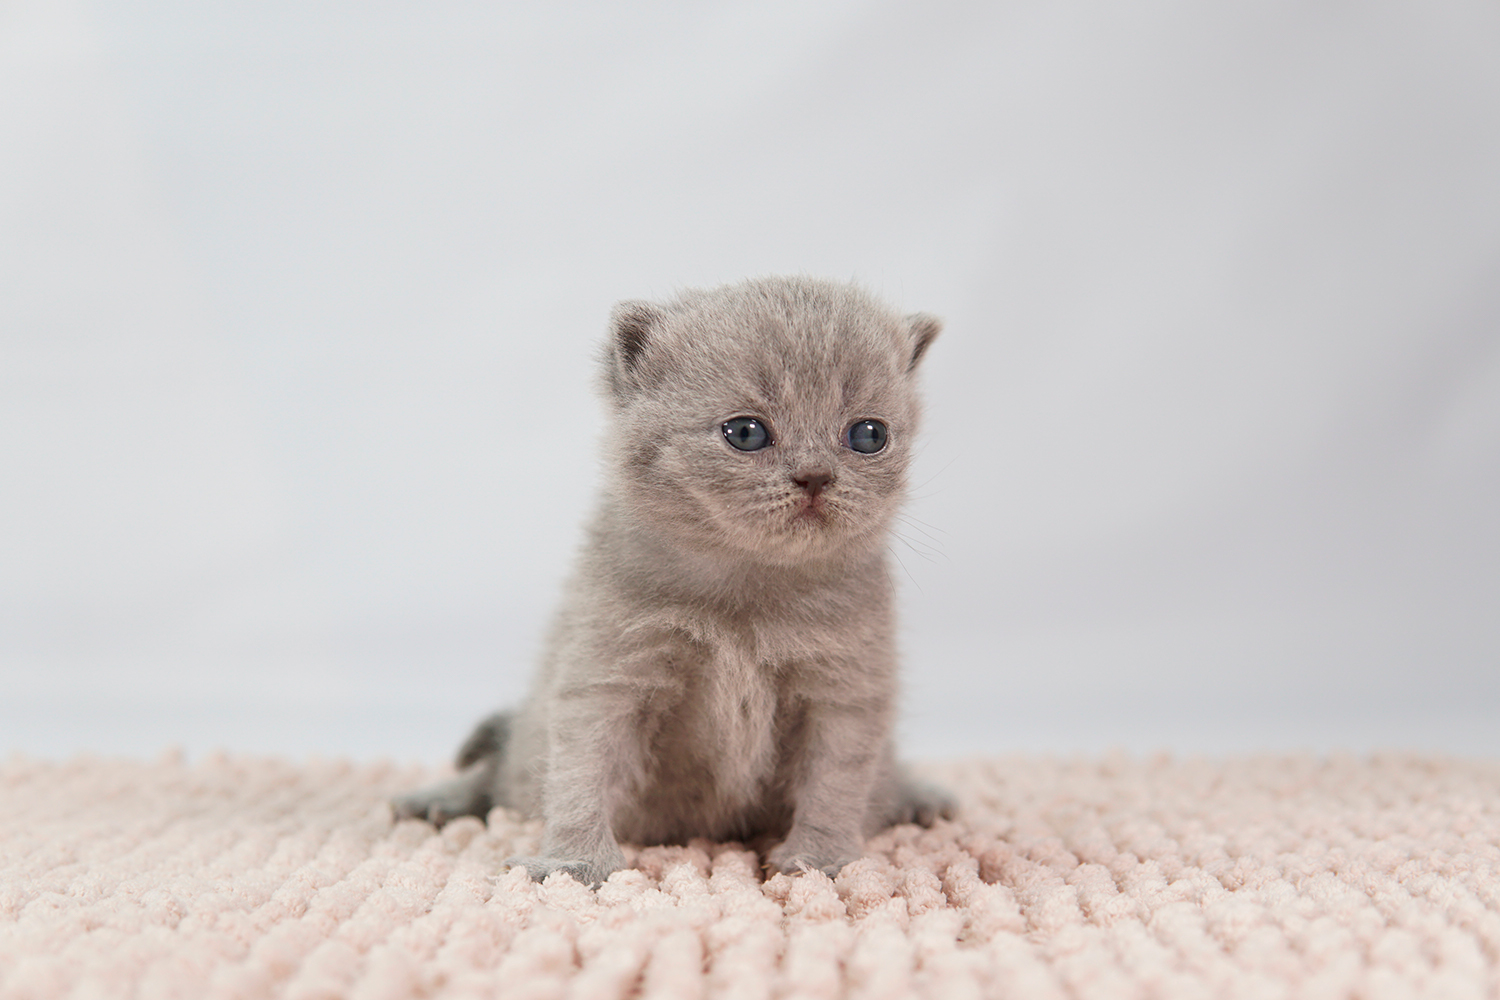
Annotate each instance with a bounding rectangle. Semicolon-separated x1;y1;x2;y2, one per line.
606;299;665;398
905;313;942;372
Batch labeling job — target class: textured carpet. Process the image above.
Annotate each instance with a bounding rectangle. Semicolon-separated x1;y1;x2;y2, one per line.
3;753;1499;999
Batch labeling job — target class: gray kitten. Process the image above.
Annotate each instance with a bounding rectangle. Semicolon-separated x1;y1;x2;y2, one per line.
393;276;954;886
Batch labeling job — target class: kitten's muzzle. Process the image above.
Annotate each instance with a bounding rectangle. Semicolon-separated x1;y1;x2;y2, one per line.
792;470;834;498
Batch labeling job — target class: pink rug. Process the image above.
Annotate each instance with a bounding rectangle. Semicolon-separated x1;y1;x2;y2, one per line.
3;752;1498;998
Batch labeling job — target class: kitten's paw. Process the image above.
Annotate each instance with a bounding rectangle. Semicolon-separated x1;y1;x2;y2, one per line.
506;855;622;888
892;779;958;827
766;843;859;879
390;773;492;828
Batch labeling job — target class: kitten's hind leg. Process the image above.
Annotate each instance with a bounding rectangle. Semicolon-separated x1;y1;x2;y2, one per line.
454;711;511;769
390;711;511;827
870;767;958;831
390;766;494;826
893;776;958;827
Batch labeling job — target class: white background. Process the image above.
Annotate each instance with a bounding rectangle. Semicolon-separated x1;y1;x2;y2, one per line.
3;0;1498;763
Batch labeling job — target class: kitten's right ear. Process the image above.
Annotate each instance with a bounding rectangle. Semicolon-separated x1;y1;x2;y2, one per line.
607;299;664;398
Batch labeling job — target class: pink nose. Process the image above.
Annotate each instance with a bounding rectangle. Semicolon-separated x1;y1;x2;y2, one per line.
793;471;833;497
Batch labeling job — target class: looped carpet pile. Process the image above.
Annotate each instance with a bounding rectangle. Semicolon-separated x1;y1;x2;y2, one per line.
3;752;1498;998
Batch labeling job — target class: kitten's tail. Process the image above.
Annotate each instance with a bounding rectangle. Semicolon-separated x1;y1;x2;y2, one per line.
455;710;513;769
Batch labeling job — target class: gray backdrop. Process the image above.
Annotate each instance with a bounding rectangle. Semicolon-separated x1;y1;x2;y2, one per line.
4;0;1498;762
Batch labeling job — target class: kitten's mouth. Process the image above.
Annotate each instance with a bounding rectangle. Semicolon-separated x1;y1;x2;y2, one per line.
792;497;830;523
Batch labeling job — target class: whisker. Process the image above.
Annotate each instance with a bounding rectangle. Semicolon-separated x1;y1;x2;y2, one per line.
895;515;947;546
909;457;957;494
886;544;923;594
896;512;948;536
893;524;941;553
893;516;947;554
893;531;944;564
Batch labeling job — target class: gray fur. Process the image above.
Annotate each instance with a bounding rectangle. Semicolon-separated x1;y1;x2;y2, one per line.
392;276;955;885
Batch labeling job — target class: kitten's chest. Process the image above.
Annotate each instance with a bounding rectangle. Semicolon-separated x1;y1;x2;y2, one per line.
638;619;808;795
654;605;847;708
672;634;783;756
630;590;885;766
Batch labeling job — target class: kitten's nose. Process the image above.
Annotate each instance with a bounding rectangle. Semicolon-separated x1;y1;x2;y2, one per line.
792;470;834;497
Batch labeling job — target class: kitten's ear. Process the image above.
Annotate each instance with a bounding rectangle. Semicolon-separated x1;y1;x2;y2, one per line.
606;299;664;398
905;313;942;372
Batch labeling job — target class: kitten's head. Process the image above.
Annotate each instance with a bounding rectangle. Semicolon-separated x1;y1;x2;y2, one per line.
598;277;940;566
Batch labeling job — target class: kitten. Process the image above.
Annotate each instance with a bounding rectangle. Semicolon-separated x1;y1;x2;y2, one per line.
393;276;954;886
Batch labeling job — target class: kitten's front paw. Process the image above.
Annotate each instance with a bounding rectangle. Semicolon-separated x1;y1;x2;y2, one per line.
766;843;859;879
507;855;622;888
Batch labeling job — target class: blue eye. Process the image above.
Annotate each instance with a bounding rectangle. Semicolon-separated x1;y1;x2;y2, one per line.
723;417;771;451
847;419;888;454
